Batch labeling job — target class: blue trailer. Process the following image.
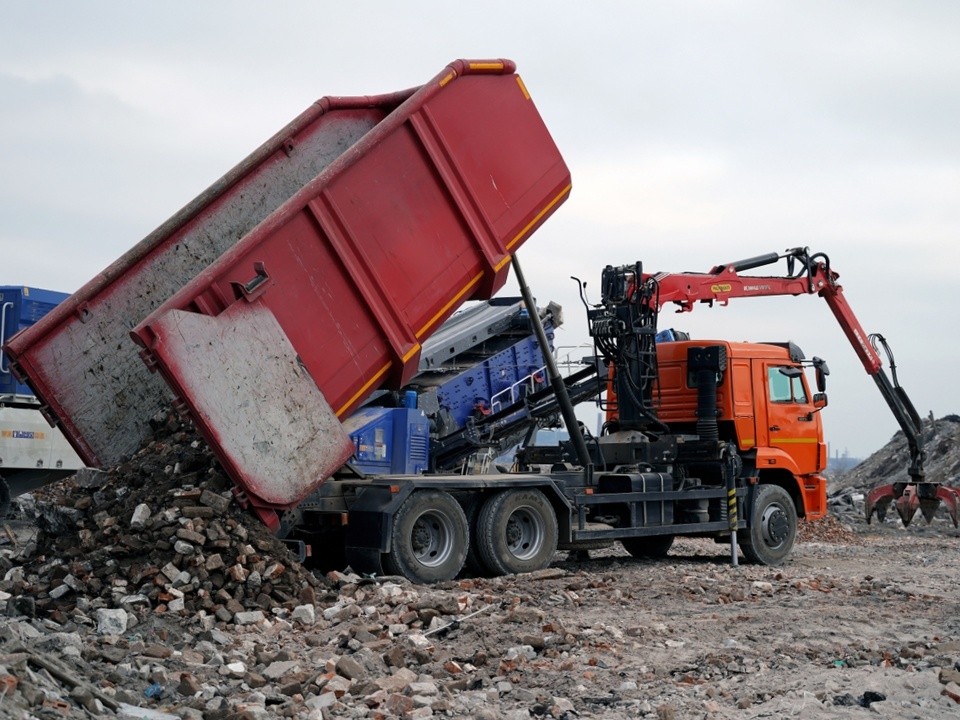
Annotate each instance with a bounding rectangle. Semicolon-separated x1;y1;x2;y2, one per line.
0;286;84;512
1;287;70;399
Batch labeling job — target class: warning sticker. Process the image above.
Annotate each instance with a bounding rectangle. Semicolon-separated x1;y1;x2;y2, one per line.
1;430;46;440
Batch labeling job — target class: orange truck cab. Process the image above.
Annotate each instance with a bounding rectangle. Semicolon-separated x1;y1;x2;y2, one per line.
653;339;828;520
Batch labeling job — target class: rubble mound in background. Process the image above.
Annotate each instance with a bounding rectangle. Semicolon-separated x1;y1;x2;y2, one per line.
796;514;864;545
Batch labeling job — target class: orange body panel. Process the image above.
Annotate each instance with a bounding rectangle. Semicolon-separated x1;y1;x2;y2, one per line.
609;339;828;519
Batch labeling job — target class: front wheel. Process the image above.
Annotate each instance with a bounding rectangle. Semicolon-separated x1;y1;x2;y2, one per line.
475;489;558;576
383;490;468;583
740;484;797;566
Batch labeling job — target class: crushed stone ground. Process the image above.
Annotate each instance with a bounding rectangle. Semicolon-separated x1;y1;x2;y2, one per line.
0;415;956;719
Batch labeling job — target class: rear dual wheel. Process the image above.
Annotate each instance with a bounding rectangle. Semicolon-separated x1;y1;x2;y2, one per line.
383;490;468;583
475;489;558;576
382;488;559;583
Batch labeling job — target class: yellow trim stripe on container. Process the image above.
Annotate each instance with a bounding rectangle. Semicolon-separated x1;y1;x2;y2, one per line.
416;271;485;339
336;362;392;417
516;76;531;100
505;183;572;250
439;71;456;88
469;62;505;71
336;343;422;417
494;255;512;272
401;343;421;363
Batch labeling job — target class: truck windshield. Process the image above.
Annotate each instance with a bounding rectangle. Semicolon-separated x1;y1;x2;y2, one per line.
768;366;808;404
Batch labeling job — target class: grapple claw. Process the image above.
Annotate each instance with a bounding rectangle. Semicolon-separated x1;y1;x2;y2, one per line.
935;486;960;528
865;485;896;524
894;486;919;526
866;481;960;527
919;497;941;524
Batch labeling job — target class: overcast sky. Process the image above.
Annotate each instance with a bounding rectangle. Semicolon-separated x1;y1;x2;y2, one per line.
2;1;958;460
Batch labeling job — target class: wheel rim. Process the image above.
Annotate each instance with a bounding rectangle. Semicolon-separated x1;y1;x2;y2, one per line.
504;506;545;561
759;502;790;549
410;509;456;568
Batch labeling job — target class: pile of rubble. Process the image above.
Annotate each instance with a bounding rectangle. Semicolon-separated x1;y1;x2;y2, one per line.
6;412;325;624
795;514;864;545
0;414;589;719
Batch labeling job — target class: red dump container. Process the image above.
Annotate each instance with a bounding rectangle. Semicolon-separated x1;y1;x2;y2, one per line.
7;83;415;470
9;59;570;529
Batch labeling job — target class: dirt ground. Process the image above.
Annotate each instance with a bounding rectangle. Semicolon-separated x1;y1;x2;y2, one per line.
449;522;960;719
5;511;958;719
1;414;958;719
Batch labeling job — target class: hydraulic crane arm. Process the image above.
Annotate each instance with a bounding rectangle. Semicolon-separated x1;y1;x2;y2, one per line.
628;246;957;526
648;248;881;371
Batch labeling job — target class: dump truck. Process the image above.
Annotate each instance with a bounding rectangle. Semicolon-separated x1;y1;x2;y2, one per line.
5;60;948;584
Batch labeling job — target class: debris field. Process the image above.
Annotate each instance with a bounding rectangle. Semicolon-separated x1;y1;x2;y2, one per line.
0;415;957;719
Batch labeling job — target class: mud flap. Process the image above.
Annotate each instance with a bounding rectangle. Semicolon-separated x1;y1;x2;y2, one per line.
343;485;414;576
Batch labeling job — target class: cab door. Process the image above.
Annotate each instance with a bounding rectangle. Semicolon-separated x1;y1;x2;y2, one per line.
763;363;822;474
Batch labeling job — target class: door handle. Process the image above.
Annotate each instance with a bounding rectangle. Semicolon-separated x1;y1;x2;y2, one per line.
769;425;780;432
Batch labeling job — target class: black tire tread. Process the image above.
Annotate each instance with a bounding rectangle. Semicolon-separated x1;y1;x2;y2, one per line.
475;489;558;577
382;490;468;583
740;484;797;566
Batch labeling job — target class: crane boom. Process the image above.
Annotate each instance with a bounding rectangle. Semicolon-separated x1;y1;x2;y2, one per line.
620;246;957;526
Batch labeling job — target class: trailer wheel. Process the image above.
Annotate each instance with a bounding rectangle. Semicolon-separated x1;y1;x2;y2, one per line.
383;490;468;583
621;534;675;559
741;484;796;566
475;489;558;576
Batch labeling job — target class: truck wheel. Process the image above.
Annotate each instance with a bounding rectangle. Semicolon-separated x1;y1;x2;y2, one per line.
475;489;558;576
459;494;488;576
740;484;796;566
383;490;468;583
621;534;675;559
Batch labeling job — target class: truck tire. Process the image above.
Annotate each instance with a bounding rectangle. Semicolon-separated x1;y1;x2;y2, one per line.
475;489;558;576
740;484;796;566
459;494;487;576
383;490;468;583
621;534;675;559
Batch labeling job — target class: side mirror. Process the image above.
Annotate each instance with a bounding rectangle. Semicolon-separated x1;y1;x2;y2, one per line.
813;392;828;409
812;356;830;392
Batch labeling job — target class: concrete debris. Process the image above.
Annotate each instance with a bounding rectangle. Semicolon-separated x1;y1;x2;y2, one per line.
0;411;953;717
95;607;128;635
